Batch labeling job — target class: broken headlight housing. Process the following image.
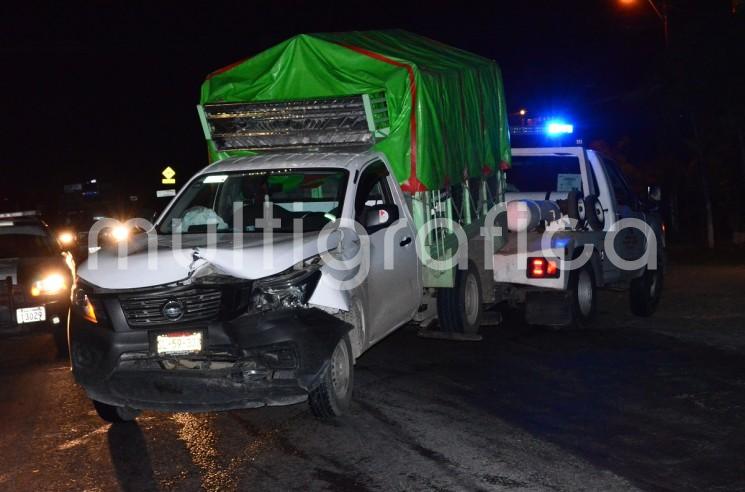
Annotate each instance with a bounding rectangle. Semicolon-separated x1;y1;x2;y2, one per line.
250;257;322;311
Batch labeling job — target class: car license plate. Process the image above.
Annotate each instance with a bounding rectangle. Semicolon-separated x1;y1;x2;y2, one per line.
16;307;46;324
155;331;203;355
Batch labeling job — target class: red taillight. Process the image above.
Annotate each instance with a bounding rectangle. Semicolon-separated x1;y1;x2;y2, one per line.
527;257;560;278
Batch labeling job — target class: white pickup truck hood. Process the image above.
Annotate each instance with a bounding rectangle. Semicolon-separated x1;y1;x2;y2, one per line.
77;231;340;290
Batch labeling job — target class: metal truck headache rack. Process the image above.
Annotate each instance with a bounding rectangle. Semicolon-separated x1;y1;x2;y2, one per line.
199;94;390;151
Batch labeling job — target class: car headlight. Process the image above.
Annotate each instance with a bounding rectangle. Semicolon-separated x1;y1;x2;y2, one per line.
30;273;67;297
71;285;98;323
58;231;76;246
251;257;322;311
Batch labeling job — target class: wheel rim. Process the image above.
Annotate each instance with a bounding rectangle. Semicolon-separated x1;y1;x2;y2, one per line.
577;270;593;317
464;273;480;326
330;340;350;400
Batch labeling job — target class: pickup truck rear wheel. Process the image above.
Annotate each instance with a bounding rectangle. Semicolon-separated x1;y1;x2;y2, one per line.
437;262;483;334
569;265;597;328
92;400;141;423
309;334;354;419
630;262;663;317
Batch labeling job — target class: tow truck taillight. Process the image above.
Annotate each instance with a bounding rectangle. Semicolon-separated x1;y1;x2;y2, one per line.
527;257;560;279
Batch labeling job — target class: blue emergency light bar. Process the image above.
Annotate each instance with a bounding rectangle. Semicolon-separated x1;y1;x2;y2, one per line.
546;121;574;136
509;115;582;147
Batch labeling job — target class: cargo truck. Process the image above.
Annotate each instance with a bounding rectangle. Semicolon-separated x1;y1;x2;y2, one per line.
69;31;511;422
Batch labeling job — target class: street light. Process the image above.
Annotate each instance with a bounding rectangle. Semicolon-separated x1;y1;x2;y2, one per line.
619;0;669;46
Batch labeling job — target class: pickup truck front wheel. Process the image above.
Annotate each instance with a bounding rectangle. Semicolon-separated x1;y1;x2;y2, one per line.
309;334;354;419
437;262;483;334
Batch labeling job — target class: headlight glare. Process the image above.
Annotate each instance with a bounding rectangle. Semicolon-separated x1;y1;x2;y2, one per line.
31;273;67;297
111;225;130;242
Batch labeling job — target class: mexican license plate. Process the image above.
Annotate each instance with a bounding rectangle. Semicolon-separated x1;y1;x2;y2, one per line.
16;307;46;324
155;330;203;355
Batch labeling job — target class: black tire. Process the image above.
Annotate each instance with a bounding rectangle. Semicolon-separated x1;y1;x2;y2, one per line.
309;334;354;419
630;262;663;317
584;195;605;231
92;399;141;423
569;264;597;329
437;262;483;334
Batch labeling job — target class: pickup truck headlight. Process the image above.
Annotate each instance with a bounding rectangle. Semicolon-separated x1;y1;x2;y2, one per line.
251;258;322;311
30;273;67;297
71;285;98;323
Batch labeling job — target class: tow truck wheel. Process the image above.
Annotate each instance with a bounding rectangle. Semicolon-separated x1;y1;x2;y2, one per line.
569;265;597;329
92;400;141;423
630;261;664;317
309;334;354;419
437;262;483;334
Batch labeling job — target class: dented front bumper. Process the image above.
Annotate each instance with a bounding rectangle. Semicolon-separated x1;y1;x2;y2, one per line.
70;305;351;412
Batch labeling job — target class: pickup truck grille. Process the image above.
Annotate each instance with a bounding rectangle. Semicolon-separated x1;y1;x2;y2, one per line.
119;288;221;327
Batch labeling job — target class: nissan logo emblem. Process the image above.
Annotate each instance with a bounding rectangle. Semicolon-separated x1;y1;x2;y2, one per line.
162;300;184;320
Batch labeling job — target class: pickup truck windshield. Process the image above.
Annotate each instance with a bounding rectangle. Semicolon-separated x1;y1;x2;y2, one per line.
506;155;582;193
158;169;348;234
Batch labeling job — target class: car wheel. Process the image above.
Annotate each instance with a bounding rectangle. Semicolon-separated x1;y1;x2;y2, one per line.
92;399;141;423
569;264;597;329
437;262;483;334
309;334;354;419
630;261;663;317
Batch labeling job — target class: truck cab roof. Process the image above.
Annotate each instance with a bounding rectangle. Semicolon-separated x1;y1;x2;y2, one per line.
202;151;384;177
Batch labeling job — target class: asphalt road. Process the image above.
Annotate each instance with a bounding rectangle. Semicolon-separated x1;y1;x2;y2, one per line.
1;264;744;491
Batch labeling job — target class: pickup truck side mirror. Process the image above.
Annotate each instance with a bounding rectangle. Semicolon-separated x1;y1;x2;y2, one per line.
647;185;662;203
363;204;399;234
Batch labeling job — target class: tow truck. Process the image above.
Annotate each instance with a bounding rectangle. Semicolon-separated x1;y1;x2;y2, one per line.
493;118;665;327
69;31;511;423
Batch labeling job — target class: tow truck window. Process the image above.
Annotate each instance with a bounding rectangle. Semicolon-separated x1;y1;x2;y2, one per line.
506;155;583;193
158;169;348;234
603;159;634;208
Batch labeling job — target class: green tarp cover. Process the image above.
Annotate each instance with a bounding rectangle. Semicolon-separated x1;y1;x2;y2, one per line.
200;30;510;192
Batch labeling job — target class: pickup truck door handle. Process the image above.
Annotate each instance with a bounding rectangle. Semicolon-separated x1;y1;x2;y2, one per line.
400;237;412;247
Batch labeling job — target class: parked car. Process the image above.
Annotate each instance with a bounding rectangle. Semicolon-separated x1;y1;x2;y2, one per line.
0;211;74;353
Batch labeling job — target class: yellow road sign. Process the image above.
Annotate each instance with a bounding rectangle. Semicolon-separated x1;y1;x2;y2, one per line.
162;166;176;185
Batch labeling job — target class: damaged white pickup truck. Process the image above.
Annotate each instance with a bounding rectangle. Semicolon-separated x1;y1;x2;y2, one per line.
68;31;513;422
72;153;423;421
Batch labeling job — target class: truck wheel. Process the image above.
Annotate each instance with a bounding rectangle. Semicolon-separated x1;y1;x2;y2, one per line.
309;334;354;419
437;262;483;334
630;262;663;317
92;400;141;423
569;265;597;328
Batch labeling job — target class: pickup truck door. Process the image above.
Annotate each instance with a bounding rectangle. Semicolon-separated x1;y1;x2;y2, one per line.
353;160;420;342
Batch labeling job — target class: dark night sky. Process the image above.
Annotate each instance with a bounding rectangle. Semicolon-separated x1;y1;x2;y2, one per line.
0;0;736;208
